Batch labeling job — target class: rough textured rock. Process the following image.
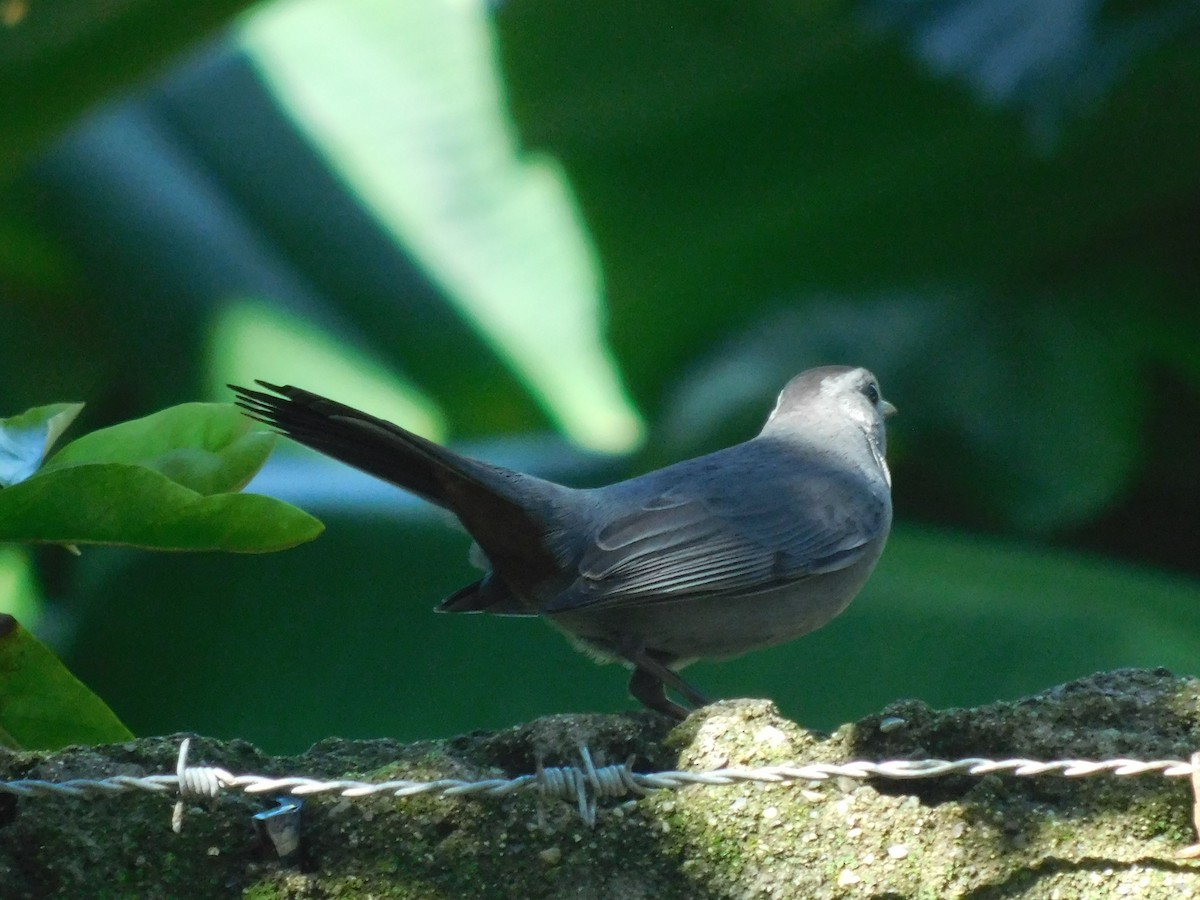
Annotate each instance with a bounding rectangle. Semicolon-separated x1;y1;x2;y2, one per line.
3;668;1200;898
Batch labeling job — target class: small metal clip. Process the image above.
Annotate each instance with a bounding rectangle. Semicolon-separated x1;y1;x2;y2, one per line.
254;797;303;866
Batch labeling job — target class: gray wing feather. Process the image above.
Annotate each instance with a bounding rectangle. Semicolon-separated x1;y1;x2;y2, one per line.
547;468;886;613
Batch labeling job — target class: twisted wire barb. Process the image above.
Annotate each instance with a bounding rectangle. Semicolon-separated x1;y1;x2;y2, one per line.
3;745;1195;804
4;741;1199;842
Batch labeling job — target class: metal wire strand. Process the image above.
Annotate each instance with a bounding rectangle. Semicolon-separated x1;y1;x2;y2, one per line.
3;739;1198;837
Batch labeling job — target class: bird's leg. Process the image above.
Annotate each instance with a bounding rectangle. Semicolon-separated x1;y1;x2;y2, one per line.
623;648;711;720
629;667;689;720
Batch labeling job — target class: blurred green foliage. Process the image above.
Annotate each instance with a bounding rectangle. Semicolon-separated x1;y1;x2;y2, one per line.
0;0;1198;751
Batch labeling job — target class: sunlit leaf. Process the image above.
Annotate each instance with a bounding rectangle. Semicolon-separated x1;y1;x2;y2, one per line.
43;402;273;496
0;614;133;750
239;0;643;452
0;463;323;552
210;299;446;442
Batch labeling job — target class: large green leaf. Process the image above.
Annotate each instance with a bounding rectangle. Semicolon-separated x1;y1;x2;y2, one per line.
239;0;643;453
0;614;132;750
0;463;321;552
42;402;273;495
0;401;321;551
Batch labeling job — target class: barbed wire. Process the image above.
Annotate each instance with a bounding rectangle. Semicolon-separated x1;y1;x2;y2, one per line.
4;739;1200;854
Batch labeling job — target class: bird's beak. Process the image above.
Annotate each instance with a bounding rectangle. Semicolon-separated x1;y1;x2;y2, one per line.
881;400;898;418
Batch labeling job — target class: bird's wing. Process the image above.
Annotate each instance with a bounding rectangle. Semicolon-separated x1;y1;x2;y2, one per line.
547;468;887;613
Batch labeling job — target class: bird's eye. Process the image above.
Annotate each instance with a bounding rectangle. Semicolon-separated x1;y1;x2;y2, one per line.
864;383;880;405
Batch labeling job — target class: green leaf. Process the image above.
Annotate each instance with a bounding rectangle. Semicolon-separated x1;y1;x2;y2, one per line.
43;402;273;496
0;402;84;487
0;613;133;750
0;403;322;552
240;0;643;453
0;463;323;552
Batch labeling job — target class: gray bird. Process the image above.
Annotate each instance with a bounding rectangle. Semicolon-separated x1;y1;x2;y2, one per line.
232;365;895;719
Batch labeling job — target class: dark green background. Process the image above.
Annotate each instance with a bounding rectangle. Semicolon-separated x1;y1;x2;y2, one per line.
2;0;1198;752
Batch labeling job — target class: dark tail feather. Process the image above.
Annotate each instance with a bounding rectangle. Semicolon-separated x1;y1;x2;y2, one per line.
232;381;463;508
230;382;564;599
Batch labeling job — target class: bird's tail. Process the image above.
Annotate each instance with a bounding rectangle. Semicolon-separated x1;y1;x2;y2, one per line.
230;382;565;606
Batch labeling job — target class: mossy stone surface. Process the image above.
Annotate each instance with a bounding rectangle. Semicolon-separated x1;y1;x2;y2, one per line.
2;668;1199;898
